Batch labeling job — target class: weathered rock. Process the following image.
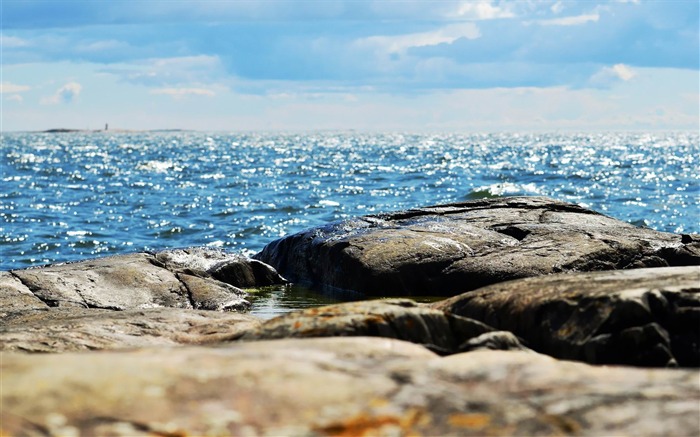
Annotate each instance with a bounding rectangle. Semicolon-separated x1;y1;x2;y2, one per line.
11;253;193;309
0;307;261;353
7;251;253;311
434;266;700;367
458;330;531;352
255;196;699;296
152;246;238;271
208;256;287;288
153;247;287;287
240;298;497;354
2;337;698;436
0;271;48;311
176;273;250;311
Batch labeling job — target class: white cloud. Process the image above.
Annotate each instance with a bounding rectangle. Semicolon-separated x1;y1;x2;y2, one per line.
0;34;30;48
535;13;600;26
551;2;565;14
41;82;82;105
6;94;24;103
589;64;636;88
0;82;30;93
359;23;480;54
610;64;636;81
150;87;216;98
454;1;515;20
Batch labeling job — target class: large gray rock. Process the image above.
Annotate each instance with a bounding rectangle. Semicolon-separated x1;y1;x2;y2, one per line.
2;337;698;436
255;196;699;296
0;307;261;353
4;248;287;312
240;298;500;354
434;266;700;367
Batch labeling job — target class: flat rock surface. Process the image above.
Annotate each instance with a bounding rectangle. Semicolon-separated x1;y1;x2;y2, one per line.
240;298;499;354
0;307;261;352
3;337;698;436
434;266;700;367
255;196;699;296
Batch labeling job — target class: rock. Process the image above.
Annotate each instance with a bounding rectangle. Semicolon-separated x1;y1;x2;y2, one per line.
433;266;700;367
255;196;699;296
152;246;237;271
240;298;497;355
208;257;287;288
0;307;261;353
2;337;698;436
11;253;194;309
458;331;531;352
153;247;287;287
6;250;256;312
0;272;48;311
177;273;250;311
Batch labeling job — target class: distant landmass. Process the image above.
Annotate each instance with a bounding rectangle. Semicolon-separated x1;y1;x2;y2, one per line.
41;128;190;133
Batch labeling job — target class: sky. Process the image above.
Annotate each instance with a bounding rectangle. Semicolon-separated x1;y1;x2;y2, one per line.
1;0;698;132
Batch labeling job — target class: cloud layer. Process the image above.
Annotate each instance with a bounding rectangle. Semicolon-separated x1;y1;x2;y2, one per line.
1;0;697;131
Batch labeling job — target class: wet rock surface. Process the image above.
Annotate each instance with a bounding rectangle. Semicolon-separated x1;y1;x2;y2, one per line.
255;196;699;296
434;266;700;367
3;337;698;437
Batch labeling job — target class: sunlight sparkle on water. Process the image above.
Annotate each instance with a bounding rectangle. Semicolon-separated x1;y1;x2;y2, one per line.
2;131;698;269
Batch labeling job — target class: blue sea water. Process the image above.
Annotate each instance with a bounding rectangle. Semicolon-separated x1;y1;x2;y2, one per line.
2;131;699;271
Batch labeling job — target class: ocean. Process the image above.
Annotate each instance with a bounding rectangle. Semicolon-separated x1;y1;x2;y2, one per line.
3;131;698;270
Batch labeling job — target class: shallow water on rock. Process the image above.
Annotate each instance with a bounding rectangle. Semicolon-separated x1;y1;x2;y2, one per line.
248;285;445;319
247;285;350;319
3;131;698;271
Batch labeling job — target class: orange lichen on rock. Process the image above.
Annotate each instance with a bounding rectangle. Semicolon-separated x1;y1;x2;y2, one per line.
315;408;427;437
448;412;491;429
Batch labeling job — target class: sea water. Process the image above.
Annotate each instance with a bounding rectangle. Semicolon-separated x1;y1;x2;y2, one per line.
2;131;698;316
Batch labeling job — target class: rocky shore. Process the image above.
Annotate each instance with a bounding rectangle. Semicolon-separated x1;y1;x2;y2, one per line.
2;197;699;436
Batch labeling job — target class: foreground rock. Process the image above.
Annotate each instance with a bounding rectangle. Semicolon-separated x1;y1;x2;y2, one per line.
4;248;285;312
240;299;510;355
1;249;276;352
255;196;699;296
434;266;700;367
0;307;260;353
3;337;698;436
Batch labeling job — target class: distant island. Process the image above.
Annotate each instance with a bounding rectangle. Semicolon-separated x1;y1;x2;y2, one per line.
41;128;189;133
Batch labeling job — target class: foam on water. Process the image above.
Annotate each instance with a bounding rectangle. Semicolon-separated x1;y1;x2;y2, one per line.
2;131;698;269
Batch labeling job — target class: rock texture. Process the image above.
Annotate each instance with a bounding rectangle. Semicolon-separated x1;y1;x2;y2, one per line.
4;248;285;312
154;247;287;288
0;307;260;353
434;266;700;367
0;249;274;352
255;196;699;296
240;298;505;355
3;337;699;437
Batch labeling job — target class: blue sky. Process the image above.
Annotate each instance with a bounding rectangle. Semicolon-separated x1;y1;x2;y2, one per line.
1;0;698;131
